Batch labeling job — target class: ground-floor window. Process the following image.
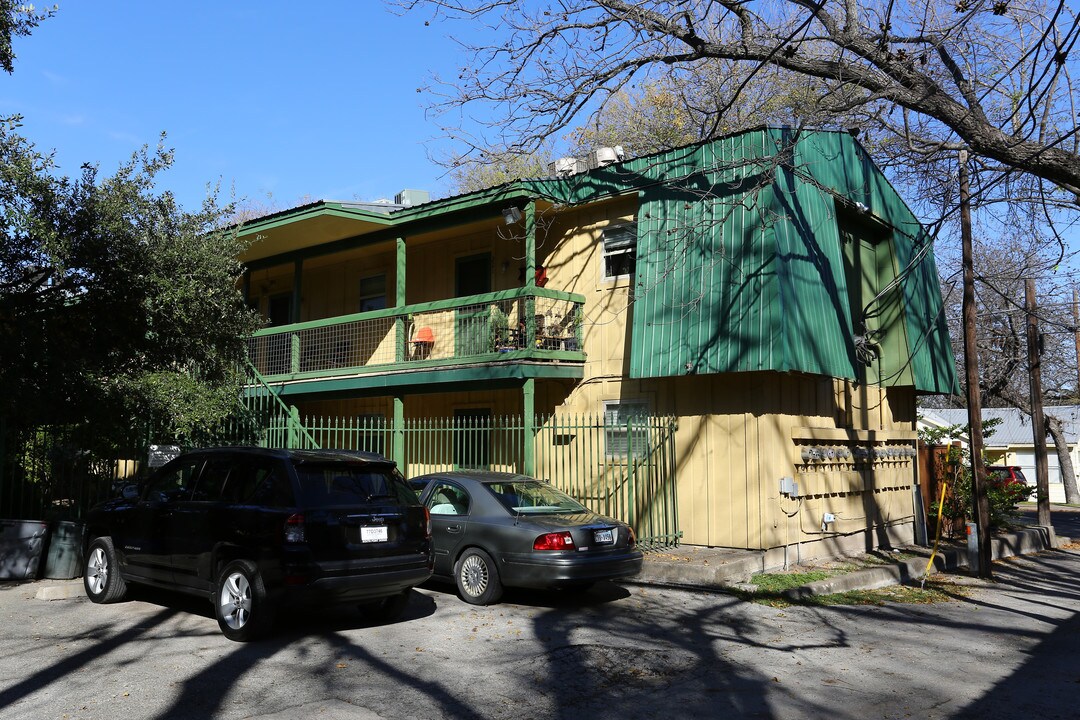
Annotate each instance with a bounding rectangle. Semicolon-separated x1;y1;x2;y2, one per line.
603;400;649;459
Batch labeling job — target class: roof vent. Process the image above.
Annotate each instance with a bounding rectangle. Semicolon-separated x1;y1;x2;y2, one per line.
394;189;430;206
549;156;588;178
588;145;625;169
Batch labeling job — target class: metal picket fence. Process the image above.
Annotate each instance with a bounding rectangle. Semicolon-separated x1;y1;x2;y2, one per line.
277;411;681;549
1;403;681;548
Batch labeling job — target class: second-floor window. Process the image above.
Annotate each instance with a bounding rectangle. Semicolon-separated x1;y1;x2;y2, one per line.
602;223;637;280
359;274;387;312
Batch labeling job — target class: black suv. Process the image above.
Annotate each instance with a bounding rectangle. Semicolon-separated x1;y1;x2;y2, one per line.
83;447;433;641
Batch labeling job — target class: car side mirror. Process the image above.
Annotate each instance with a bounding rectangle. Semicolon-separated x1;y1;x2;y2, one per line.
122;484;140;500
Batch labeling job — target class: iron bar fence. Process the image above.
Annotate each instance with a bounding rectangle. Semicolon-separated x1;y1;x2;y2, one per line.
268;411;680;549
1;408;680;549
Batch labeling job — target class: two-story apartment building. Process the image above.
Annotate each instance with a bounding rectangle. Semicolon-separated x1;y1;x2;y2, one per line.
238;127;956;563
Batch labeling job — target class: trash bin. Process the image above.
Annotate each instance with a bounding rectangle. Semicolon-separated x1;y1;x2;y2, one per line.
43;521;86;579
0;519;50;580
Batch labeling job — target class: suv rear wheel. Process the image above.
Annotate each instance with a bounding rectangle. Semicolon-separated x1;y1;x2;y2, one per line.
214;560;272;642
84;537;128;604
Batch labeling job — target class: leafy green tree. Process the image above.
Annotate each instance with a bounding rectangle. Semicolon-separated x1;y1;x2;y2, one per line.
0;122;259;444
0;1;53;74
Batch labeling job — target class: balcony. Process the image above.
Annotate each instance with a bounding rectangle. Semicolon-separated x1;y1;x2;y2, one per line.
246;288;586;385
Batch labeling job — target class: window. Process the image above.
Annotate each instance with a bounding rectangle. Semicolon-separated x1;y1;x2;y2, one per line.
359;274;387;312
426;482;470;516
604;401;649;458
144;458;203;503
295;464;414;506
222;461;293;507
602;223;637;280
192;459;231;502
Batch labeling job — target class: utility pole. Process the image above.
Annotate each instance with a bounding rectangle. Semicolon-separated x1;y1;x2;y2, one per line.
959;149;993;579
1073;287;1080;399
1026;278;1051;528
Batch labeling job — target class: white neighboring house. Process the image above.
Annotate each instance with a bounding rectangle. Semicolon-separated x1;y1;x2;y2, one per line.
918;406;1080;504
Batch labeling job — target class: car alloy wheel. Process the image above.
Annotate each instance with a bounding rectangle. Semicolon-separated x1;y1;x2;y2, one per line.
83;537;127;604
454;548;503;605
214;560;271;642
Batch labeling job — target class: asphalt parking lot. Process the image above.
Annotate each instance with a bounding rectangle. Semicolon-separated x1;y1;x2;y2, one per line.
4;547;1080;720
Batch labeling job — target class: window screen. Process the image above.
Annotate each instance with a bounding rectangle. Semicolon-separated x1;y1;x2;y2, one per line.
604;401;649;458
602;224;637;279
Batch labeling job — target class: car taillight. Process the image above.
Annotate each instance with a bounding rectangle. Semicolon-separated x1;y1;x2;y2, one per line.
533;531;575;551
423;506;432;537
284;513;305;544
627;526;637;546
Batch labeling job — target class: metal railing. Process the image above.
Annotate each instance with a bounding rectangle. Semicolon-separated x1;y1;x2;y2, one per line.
246;288;585;379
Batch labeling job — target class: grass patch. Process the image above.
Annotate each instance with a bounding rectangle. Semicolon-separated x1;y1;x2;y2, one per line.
735;578;968;608
748;571;831;594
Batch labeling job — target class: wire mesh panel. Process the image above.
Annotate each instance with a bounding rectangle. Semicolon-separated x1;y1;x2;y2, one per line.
246;292;586;378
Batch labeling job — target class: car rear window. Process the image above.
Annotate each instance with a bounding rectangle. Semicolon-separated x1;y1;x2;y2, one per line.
486;480;588;515
295;463;416;507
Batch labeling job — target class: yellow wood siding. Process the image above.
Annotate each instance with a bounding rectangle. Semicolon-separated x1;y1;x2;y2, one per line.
265;193;918;552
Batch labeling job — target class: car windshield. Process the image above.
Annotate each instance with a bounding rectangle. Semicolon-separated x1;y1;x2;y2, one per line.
486;480;588;515
295;463;415;507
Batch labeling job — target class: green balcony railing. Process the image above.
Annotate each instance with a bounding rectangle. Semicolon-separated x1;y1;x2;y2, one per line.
246;288;586;380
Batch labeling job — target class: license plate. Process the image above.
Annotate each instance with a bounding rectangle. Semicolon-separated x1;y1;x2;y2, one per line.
593;528;614;544
360;526;389;543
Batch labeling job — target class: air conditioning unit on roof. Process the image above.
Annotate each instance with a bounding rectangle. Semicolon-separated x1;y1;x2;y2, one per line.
549;156;588;177
588;145;625;169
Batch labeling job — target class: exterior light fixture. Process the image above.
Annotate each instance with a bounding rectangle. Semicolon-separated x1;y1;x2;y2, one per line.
502;207;523;224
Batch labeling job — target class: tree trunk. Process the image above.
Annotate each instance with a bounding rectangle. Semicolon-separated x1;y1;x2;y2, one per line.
1046;414;1080;505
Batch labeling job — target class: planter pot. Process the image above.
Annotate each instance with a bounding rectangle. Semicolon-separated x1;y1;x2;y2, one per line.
0;519;49;580
43;521;87;579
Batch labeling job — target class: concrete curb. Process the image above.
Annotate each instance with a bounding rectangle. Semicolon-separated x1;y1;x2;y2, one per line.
783;526;1060;601
34;579;83;601
635;550;766;589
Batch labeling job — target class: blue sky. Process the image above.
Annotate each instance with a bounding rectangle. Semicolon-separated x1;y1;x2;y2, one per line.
0;2;476;212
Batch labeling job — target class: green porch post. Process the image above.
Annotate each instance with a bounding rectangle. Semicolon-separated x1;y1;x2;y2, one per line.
394;237;407;363
523;378;535;476
392;395;405;470
524;201;537;348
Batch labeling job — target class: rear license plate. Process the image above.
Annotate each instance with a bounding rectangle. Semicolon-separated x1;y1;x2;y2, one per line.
360;526;389;543
593;529;614;544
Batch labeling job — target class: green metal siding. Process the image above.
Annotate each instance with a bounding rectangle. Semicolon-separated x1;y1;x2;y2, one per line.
791;132;957;393
543;127;957;393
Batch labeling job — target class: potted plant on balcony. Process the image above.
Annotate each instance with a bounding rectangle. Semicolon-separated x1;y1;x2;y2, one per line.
488;305;511;352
